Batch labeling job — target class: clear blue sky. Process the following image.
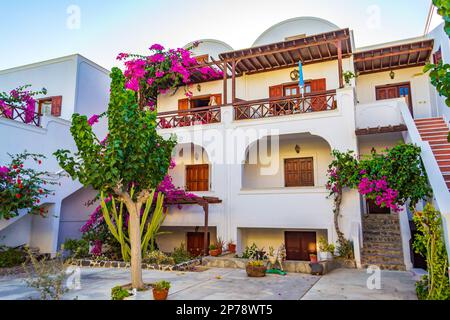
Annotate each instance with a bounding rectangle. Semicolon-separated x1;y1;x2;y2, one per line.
0;0;442;71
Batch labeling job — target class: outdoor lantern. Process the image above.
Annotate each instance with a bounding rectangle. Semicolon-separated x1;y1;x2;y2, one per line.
389;70;395;80
290;69;300;81
295;145;301;154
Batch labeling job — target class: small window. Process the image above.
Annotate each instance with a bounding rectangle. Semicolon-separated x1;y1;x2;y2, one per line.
284;158;314;187
38;96;62;117
433;47;442;64
186;164;209;192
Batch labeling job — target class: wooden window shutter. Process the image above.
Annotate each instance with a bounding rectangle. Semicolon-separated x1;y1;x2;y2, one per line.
51;96;62;117
178;98;189;111
299;158;314;187
284;158;314;187
269;85;283;98
186;164;209;192
310;79;326;93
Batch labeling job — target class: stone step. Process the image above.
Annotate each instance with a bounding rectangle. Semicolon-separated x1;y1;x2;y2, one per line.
361;263;406;271
430;140;450;146
433;149;450;155
363;242;403;250
416;123;447;130
432;144;450;151
362;247;403;256
363;235;402;243
438;160;450;166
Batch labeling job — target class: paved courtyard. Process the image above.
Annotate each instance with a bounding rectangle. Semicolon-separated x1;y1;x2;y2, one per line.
0;267;418;300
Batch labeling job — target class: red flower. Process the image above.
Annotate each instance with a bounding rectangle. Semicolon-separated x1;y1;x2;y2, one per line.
20;164;23;168
13;165;18;169
39;189;43;194
38;160;42;165
36;199;40;204
15;194;21;199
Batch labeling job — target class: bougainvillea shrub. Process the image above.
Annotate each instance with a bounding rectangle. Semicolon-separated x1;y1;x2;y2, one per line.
0;152;56;219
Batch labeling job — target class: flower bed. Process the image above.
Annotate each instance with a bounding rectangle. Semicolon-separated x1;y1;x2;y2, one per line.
70;257;202;272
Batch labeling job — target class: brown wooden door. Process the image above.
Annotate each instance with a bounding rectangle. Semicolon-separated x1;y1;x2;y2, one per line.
186;164;209;192
187;232;210;257
310;79;327;111
285;158;314;187
376;83;413;115
285;232;317;261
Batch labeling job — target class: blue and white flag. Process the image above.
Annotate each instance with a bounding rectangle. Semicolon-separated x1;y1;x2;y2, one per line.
298;61;305;96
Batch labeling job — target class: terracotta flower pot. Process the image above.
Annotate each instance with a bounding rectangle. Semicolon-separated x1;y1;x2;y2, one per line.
246;265;267;277
228;244;236;253
210;249;220;257
310;255;318;263
152;288;169;301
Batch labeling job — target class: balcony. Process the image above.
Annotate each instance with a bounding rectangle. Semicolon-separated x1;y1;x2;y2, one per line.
156;105;221;129
233;90;337;121
0;105;42;127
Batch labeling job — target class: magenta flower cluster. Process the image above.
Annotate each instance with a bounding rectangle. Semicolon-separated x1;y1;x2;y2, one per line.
118;43;223;103
1;89;37;123
358;177;400;212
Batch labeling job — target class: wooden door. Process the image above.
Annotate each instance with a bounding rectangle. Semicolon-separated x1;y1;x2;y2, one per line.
309;79;327;111
285;232;317;261
187;232;210;257
186;164;209;192
285;158;314;187
376;83;413;115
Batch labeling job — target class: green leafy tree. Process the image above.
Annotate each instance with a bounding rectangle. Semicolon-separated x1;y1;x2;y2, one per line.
55;68;176;289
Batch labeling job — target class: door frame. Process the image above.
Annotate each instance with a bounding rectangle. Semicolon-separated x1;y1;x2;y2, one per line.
284;231;318;261
375;82;413;116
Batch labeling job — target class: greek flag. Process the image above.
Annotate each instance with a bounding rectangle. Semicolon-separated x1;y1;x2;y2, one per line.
299;61;305;96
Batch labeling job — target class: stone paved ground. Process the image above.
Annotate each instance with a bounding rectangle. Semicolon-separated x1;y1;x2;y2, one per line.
0;267;417;300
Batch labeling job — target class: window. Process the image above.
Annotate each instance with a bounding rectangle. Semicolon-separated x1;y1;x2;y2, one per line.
283;84;300;96
284;158;314;187
433;47;442;64
178;94;222;111
186;164;209;192
38;96;62;117
366;199;391;214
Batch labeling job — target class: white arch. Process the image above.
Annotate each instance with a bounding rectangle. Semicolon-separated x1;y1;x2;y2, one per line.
252;16;340;47
183;39;234;60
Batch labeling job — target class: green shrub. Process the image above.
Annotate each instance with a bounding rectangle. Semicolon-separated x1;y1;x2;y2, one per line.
144;251;175;265
413;204;450;300
241;243;266;260
171;243;192;264
318;237;336;254
153;280;171;291
337;240;354;260
62;239;89;259
0;247;27;268
111;286;131;300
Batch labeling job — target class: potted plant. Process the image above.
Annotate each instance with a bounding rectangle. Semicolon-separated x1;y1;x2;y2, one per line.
209;244;220;257
318;237;335;261
227;240;236;253
246;260;267;277
343;71;356;86
309;254;318;263
216;238;225;255
152;281;171;301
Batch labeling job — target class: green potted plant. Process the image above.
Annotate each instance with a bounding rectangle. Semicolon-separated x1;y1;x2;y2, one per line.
343;71;356;86
152;280;171;301
209;244;220;257
318;237;335;261
246;260;267;277
227;240;236;253
216;238;225;255
111;286;131;300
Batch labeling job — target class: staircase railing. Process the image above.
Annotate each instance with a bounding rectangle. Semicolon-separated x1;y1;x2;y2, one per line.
400;101;450;274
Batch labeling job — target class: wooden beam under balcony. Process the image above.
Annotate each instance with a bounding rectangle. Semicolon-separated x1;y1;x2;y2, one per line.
355;125;408;136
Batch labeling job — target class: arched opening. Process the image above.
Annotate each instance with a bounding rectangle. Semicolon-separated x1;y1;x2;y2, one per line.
242;133;332;190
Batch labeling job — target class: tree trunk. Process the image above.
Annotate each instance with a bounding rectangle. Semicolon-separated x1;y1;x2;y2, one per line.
334;192;345;245
127;204;144;290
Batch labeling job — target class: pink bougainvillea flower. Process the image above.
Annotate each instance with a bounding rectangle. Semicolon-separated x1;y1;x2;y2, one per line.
125;78;140;91
116;53;129;61
149;44;165;51
155;70;165;78
0;166;9;176
87;114;100;126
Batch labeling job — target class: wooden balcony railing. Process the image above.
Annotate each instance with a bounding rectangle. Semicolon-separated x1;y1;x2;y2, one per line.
156;105;222;129
233;90;337;121
0;105;42;127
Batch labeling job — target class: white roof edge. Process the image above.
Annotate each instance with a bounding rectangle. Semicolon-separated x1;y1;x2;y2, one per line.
183;39;234;51
355;35;429;52
0;54;110;75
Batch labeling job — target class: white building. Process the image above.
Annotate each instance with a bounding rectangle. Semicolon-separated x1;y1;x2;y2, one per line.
1;17;449;271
